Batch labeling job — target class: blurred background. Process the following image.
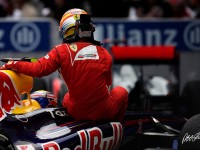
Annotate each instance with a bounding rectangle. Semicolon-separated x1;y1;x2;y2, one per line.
0;0;200;118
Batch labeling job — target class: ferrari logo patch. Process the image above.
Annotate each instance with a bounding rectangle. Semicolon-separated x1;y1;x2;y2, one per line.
70;44;77;52
74;14;79;20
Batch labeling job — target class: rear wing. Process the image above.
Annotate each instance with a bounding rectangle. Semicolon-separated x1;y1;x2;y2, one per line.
110;46;177;64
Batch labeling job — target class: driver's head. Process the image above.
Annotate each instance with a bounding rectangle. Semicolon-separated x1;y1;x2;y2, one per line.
59;8;95;43
30;90;57;108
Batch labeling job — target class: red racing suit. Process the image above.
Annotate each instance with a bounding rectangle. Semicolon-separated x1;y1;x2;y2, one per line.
9;42;128;121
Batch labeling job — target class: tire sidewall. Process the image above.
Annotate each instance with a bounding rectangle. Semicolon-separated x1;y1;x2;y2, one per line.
178;114;200;150
0;132;14;150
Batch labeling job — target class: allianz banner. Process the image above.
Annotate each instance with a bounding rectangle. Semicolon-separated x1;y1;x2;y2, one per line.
1;19;200;52
94;19;200;51
0;20;50;52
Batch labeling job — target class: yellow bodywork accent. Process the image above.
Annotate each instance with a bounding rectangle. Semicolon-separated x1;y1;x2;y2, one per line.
2;70;33;95
1;70;41;114
12;99;41;114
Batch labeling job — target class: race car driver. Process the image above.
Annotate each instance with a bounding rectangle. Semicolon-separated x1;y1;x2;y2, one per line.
0;8;129;122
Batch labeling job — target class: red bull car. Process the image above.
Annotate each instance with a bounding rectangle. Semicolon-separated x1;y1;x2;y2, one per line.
0;56;186;150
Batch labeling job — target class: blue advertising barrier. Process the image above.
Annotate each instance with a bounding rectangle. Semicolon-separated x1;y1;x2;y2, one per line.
1;18;200;52
0;19;51;52
94;19;200;51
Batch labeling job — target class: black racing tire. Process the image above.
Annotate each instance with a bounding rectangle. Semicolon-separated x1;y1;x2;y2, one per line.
180;80;200;118
0;133;15;150
178;114;200;150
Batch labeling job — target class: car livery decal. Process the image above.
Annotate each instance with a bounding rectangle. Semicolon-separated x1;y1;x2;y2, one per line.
41;122;122;150
0;71;20;121
16;144;35;150
41;141;60;150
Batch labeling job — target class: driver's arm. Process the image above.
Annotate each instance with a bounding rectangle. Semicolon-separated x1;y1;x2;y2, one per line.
3;48;61;77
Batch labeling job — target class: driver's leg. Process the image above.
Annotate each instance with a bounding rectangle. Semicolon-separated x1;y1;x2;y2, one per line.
109;86;128;122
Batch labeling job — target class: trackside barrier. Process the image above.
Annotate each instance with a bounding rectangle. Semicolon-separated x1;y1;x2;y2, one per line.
1;18;200;53
0;18;62;54
93;19;200;51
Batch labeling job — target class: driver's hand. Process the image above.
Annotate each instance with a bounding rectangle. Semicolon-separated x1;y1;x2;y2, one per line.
0;61;17;70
